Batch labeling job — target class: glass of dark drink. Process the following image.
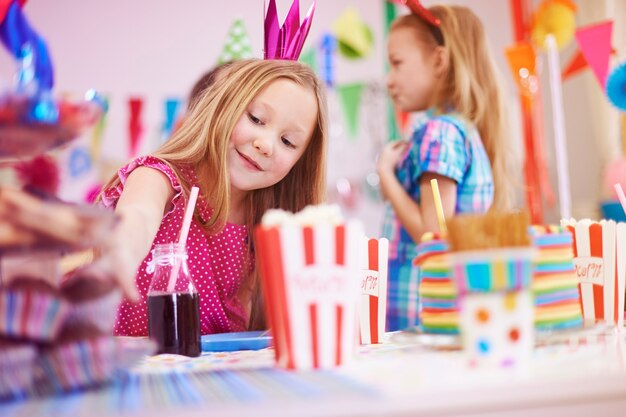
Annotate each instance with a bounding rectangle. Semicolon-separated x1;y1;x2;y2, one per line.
146;243;201;357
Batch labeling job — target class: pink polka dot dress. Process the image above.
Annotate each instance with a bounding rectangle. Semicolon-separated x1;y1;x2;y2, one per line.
102;156;250;336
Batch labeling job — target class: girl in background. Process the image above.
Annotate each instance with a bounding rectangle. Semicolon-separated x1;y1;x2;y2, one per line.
96;59;328;336
378;3;516;330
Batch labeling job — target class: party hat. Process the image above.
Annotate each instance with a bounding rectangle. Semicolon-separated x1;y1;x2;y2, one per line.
264;0;315;60
217;19;253;64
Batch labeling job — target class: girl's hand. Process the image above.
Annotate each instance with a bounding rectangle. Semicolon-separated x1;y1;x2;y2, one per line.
376;140;410;176
68;236;140;302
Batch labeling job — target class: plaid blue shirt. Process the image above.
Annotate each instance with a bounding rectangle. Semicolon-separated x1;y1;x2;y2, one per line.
382;110;494;259
382;110;494;330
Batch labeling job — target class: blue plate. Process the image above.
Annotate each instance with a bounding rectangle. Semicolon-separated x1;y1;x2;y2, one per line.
201;331;272;352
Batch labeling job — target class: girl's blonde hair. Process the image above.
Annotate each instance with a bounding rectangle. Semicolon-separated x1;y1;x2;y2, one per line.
100;59;328;329
391;6;516;210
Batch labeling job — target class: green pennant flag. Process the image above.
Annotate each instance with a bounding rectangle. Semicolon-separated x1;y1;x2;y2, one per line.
337;83;365;140
217;19;253;64
384;1;401;141
299;47;317;73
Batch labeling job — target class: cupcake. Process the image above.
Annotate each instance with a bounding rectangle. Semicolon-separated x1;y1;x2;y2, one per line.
0;276;70;342
0;339;36;400
37;323;117;394
60;275;121;333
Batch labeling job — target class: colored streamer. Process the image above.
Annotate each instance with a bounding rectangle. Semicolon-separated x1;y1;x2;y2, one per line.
319;33;336;88
128;97;144;158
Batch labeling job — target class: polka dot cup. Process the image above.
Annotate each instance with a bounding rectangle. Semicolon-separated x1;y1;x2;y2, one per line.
451;248;535;369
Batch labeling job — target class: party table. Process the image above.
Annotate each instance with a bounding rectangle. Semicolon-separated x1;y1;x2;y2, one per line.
2;330;626;417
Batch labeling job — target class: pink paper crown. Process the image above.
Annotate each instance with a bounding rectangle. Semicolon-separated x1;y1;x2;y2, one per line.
264;0;316;60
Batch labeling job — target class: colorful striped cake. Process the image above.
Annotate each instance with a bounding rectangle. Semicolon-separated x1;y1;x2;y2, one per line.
414;226;583;335
414;234;458;334
530;225;583;331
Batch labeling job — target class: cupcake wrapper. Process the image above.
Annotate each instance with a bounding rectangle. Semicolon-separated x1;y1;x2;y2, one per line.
0;290;70;342
65;290;122;333
37;335;117;394
0;344;36;400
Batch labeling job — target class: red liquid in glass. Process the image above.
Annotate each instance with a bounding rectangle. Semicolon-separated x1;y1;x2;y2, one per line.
147;292;201;357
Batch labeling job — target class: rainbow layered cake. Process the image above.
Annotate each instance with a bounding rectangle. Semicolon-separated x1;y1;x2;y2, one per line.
414;234;458;334
529;225;583;331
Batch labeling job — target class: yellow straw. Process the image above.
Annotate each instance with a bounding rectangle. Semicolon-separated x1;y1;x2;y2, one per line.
430;178;447;236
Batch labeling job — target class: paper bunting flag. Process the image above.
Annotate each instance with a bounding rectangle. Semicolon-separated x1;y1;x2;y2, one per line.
332;8;373;60
384;1;401;142
90;94;108;162
337;83;364;140
574;20;613;89
161;97;181;143
396;109;409;134
319;33;336;87
127;97;144;158
562;47;617;83
217;19;253;64
504;42;537;96
561;50;588;82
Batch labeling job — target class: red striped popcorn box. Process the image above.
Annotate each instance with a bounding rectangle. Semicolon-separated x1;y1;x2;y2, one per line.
561;219;626;327
359;238;389;345
255;218;363;370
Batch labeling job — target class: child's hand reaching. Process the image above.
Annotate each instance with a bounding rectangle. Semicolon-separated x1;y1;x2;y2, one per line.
377;140;410;177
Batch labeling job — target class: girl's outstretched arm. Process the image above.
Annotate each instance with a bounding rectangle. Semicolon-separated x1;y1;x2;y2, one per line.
377;140;456;243
94;167;175;301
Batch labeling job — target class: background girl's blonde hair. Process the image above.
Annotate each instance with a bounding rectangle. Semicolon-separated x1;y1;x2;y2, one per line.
392;6;516;210
100;59;328;329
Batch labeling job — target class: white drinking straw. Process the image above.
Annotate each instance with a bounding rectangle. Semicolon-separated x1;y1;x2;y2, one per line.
545;34;572;220
167;186;199;292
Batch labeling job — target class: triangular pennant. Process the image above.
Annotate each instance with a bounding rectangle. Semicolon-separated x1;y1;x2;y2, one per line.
504;42;537;95
396;109;409;134
337;83;364;139
162;97;181;143
561;49;588;81
387;100;400;141
332;8;373;60
90;95;109;162
575;20;613;88
319;33;336;87
217;19;253;64
128;97;144;158
562;47;617;82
